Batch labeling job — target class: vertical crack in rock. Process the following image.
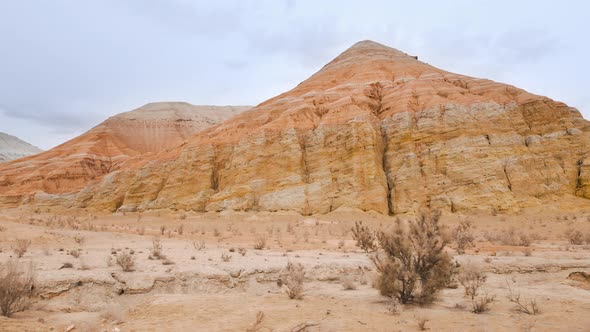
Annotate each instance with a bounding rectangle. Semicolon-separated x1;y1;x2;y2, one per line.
210;146;220;192
296;127;313;215
366;82;384;116
576;158;584;191
297;134;310;184
503;163;513;192
380;123;394;215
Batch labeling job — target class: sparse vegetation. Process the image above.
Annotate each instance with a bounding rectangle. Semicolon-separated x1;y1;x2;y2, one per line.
281;262;305;300
150;236;164;259
565;228;584;245
471;292;495;313
116;251;136;272
221;252;232;262
506;282;540;315
415;315;429;331
238;247;247;256
254;234;267;250
73;235;86;245
458;264;486;299
13;239;31;258
351;221;376;252
0;260;35;317
192;240;206;251
69;249;81;258
341;276;357;290
371;210;454;304
453;220;475;254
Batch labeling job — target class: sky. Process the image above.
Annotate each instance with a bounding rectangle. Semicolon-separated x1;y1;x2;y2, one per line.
0;0;588;149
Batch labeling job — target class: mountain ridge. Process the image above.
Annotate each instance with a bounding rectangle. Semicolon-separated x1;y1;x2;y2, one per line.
1;40;589;214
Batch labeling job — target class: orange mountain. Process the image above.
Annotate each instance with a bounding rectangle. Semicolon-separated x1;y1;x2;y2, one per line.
2;40;589;214
0;103;249;206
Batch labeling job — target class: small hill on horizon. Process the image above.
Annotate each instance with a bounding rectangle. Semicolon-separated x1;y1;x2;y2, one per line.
0;103;249;204
0;132;42;163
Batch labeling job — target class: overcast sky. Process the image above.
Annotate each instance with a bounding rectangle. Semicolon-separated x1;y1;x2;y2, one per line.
0;1;588;149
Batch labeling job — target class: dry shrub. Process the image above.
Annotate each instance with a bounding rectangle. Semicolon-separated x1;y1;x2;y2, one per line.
254;234;267;250
565;228;584;245
386;297;399;315
341;276;357;290
238;247;247;256
351;221;376;252
69;249;81;258
471;292;495;313
221;252;232;262
13;239;31;258
192;240;206;250
150;237;164;259
116;251;136;272
0;260;35;317
73;235;86;245
506;282;540;315
371;210;455;304
458;262;495;314
100;304;127;324
415;315;429;331
161;257;175;265
458;264;486;299
453;220;475;254
485;227;531;246
281;262;305;300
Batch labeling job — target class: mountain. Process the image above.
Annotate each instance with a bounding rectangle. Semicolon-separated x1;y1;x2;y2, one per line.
0;132;42;162
1;40;589;214
0;103;249;206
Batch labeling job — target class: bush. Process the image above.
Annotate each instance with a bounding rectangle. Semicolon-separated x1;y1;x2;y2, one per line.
13;239;31;258
458;264;486;299
351;221;377;252
371;210;454;304
150;237;164;259
341;276;357;290
281;262;305;300
0;260;35;317
221;252;232;262
453;220;475;254
253;234;267;250
471;292;495;313
506;283;540;315
116;251;136;272
565;228;584;245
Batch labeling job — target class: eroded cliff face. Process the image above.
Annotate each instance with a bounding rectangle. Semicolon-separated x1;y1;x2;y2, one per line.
0;103;249;206
2;41;590;214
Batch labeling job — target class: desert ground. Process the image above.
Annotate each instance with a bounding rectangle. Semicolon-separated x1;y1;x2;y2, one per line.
0;206;589;332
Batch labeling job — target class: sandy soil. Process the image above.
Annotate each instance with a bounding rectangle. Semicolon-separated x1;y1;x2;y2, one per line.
0;207;589;331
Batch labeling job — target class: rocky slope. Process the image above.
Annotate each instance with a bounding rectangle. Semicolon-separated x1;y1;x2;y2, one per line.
0;132;42;162
2;40;590;214
0;103;249;206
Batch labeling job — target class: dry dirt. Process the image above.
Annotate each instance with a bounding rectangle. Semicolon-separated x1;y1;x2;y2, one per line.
1;207;589;331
